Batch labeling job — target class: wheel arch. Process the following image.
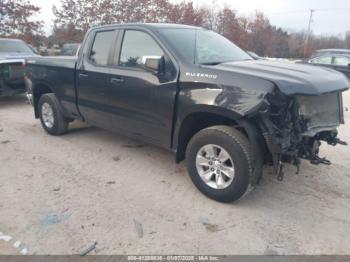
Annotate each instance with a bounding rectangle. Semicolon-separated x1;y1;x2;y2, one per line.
174;107;266;185
174;106;243;163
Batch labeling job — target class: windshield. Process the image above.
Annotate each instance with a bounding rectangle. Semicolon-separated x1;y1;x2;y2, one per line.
158;28;252;65
0;40;34;53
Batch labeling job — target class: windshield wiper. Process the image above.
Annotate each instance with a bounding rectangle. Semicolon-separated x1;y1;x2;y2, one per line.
199;62;223;66
200;59;253;66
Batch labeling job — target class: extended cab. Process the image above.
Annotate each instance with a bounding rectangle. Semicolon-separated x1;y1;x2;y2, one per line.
25;24;349;202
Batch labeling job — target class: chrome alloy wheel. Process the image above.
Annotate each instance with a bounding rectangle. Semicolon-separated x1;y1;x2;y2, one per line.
195;144;235;189
41;102;55;129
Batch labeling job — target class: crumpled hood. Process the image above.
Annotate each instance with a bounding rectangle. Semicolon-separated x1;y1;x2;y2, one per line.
215;60;349;95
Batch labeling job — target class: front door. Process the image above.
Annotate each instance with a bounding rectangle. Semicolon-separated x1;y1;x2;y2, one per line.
107;29;178;147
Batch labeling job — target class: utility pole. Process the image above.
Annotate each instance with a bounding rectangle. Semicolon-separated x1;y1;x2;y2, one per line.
304;9;315;57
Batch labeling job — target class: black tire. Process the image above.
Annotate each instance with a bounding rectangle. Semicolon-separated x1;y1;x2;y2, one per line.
186;125;253;203
38;93;69;135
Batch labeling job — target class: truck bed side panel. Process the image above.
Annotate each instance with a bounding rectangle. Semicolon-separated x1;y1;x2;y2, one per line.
27;56;79;118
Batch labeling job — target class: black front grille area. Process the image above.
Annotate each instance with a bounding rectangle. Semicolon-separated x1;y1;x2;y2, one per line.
297;92;343;136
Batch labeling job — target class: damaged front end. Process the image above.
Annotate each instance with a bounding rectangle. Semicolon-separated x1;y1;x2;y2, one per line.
258;89;347;180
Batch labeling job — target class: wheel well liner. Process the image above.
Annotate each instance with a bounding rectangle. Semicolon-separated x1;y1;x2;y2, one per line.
175;112;237;163
175;112;266;185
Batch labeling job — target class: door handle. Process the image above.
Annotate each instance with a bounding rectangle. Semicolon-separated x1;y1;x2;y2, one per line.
79;73;89;78
111;77;124;84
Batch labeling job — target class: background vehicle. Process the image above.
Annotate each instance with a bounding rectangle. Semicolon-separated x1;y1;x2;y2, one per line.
301;49;350;79
0;38;37;96
25;24;349;203
59;43;81;56
311;49;350;58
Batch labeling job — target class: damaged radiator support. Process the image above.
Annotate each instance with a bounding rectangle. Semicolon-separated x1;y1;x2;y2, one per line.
257;91;347;181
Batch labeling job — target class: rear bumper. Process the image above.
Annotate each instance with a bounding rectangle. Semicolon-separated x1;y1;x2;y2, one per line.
0;80;26;96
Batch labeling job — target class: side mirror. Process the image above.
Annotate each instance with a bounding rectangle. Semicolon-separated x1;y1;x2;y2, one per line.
143;56;164;74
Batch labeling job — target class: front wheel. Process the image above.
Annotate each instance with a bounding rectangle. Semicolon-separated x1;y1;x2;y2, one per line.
186;126;252;203
38;93;69;135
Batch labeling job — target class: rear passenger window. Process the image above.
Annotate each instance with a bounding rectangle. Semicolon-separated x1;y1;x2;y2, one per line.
90;31;115;66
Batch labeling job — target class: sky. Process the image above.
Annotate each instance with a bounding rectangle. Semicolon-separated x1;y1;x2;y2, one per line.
30;0;350;36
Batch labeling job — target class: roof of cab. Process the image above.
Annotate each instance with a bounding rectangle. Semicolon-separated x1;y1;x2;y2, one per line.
91;23;202;30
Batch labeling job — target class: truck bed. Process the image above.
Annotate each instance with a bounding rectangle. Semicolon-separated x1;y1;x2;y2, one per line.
26;56;79;118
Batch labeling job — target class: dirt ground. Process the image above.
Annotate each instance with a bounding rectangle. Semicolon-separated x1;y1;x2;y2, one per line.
0;91;350;255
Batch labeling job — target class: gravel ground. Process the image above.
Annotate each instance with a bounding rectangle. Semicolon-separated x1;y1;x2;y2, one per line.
0;91;350;255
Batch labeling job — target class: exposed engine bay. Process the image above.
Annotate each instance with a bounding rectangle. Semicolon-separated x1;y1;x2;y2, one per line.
258;89;347;181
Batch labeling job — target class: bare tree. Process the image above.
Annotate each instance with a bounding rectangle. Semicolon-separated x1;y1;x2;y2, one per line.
247;12;273;56
0;0;43;44
50;0;350;58
167;1;207;26
215;6;249;48
344;31;350;49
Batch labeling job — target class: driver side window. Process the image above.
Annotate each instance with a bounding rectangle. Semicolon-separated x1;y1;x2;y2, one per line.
119;30;164;69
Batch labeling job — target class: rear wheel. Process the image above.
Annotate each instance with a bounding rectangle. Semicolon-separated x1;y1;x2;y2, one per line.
186;125;252;203
38;93;69;135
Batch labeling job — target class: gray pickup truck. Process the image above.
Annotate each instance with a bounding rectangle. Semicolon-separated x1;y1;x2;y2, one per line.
25;23;349;202
0;38;37;96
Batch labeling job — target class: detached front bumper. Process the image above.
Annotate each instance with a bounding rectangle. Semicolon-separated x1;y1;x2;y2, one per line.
297;92;344;137
258;90;347;179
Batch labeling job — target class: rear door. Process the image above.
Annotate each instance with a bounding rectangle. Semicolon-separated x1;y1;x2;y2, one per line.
333;55;350;79
76;29;118;128
106;29;178;148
